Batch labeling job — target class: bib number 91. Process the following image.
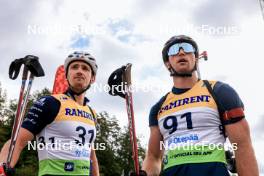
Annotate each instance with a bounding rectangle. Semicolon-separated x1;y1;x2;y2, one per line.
163;112;193;134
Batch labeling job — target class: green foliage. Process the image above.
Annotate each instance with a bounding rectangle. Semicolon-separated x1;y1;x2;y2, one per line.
116;127;145;176
0;83;10;147
96;111;145;176
0;82;7;125
96;112;123;175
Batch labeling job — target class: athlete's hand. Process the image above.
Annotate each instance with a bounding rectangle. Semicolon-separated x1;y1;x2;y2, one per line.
0;163;6;176
0;163;15;176
130;170;147;176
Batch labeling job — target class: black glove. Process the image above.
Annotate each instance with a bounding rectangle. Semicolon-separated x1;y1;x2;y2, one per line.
0;163;15;176
130;170;147;176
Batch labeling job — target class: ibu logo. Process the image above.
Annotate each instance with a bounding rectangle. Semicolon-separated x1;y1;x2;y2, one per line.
64;162;74;172
163;155;168;165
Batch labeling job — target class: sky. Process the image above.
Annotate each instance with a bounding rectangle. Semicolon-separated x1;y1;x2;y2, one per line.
0;0;264;174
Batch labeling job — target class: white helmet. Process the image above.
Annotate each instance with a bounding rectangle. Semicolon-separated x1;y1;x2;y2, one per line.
64;51;98;76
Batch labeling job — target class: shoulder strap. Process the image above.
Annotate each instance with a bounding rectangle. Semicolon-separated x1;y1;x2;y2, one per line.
87;105;96;122
203;80;226;137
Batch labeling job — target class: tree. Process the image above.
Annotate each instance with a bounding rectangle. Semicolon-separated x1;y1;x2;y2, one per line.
116;127;145;175
96;111;146;176
0;82;9;147
96;111;123;175
0;83;7;115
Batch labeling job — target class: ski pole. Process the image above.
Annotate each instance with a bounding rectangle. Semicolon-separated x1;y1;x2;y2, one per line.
7;55;44;167
6;66;29;167
123;64;140;175
9;72;34;166
125;91;140;175
107;64;140;175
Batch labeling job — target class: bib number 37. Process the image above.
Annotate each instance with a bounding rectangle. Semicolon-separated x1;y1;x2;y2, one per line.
75;126;94;145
